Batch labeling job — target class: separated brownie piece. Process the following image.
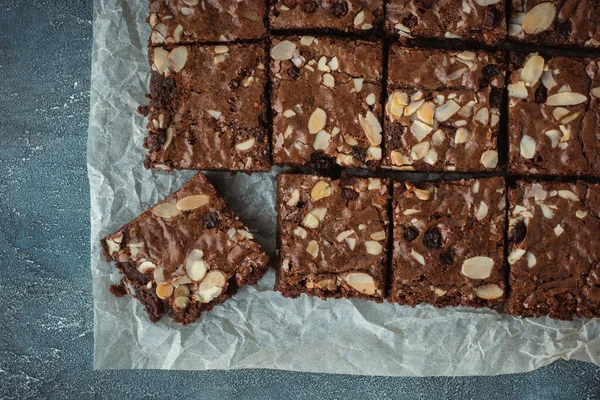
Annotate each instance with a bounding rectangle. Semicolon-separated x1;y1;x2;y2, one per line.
384;46;505;172
386;0;506;44
507;181;600;320
508;53;600;176
509;1;600;49
390;178;507;309
148;0;266;44
101;173;270;324
270;37;383;169
269;0;383;33
144;44;270;172
276;174;390;301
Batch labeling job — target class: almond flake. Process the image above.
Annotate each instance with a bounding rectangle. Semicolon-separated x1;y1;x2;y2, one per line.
311;181;332;201
176;194;209;211
345;272;376;295
153;202;180;219
558;190;579;201
370;231;386;241
520;55;544;85
474;284;503;300
287;189;300;206
336;230;355;243
508;81;528;98
411;120;433;142
271;40;296;60
546;92;587;106
480;150;498;169
308;108;327;134
306;240;319;258
476;201;488;221
434;100;460;122
365;241;383;255
554;224;564;236
313;130;331;150
462;256;494;279
520;135;536;159
522;2;557;34
359;111;383;146
411;249;425;265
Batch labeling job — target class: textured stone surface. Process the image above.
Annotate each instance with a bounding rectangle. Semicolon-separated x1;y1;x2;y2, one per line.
0;0;599;398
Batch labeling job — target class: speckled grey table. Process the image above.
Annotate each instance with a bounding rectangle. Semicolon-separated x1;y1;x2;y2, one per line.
1;1;599;399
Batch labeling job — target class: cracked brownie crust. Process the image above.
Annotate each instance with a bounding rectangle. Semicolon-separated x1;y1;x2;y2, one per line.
144;44;270;172
508;53;600;176
101;173;269;324
276;174;390;301
507;180;600;320
384;46;506;172
390;178;507;309
270;36;383;169
148;0;267;44
509;0;600;49
386;0;506;44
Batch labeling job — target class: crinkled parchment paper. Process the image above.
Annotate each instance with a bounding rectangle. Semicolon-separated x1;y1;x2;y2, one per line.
88;0;600;374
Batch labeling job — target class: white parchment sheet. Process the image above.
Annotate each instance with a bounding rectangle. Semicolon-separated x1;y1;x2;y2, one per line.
88;0;600;373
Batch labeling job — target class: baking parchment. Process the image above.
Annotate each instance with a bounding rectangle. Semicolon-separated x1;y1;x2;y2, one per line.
88;0;600;374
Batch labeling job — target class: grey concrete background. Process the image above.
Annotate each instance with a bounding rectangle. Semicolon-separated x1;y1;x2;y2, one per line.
0;0;599;398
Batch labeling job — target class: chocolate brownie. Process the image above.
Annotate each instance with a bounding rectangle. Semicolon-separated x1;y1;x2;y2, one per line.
269;0;383;33
386;0;506;44
148;0;267;44
144;44;270;171
101;173;270;324
389;178;507;309
276;174;390;301
507;180;600;320
508;53;600;176
509;1;600;49
270;37;383;169
384;46;506;172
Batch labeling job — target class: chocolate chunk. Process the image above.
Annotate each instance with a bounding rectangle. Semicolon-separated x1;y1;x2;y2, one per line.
403;226;419;241
203;212;221;229
423;226;442;249
302;0;318;13
402;14;418;28
512;221;527;243
331;0;349;17
534;85;548;104
489;87;503;109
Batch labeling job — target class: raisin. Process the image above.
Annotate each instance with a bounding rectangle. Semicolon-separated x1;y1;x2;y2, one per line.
402;14;418;28
440;249;454;265
302;0;318;13
287;66;301;79
489;87;503;109
511;53;527;69
421;0;435;8
482;64;501;80
423;226;442;249
351;146;366;163
296;200;306;208
554;19;571;39
534;85;548;104
283;0;297;8
203;212;221;229
308;151;337;172
403;226;419;241
512;221;527;243
342;188;359;202
331;0;348;17
484;8;501;27
537;31;555;46
299;48;314;61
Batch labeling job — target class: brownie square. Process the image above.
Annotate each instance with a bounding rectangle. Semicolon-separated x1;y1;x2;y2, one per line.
270;37;384;169
269;0;384;33
276;174;390;301
144;44;270;171
101;173;270;324
386;0;506;44
507;180;600;320
389;178;507;309
509;1;600;49
148;0;267;44
507;53;600;176
384;46;506;172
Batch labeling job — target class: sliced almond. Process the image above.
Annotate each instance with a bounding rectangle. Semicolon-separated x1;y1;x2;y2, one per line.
474;284;503;300
271;40;296;60
313;130;331;150
480;150;498;169
359;111;383;146
454;128;469;144
353;10;365;26
508;81;528;98
336;229;355;243
311;181;332;201
554;224;564;236
545;129;561;148
156;282;174;299
520;55;545;86
236;138;256;152
294;226;308;239
520;135;536;159
322;73;335;88
176;195;209;211
153;48;170;74
508;248;526;264
558;190;579;201
306;240;319;258
576;210;588;218
174;285;190;298
404;99;425;117
411;142;430;160
476;201;489;221
303;213;319;229
522;2;557;34
411;249;425;266
185;249;207;282
345;272;376;295
391;150;413;166
434;100;460;122
196;270;227;303
411;121;433;142
153;202;180;219
525;252;537;269
417;101;435;125
364;241;383;255
138;261;156;274
591;87;600;98
173;296;190;309
287;189;300;207
546;92;587;106
370;231;386;241
308;108;327;134
461;256;494;279
346;237;357;250
168;46;188;72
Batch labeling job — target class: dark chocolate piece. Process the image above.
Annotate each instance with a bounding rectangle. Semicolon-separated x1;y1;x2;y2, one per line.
389;178;507;309
101;173;270;324
276;174;390;301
